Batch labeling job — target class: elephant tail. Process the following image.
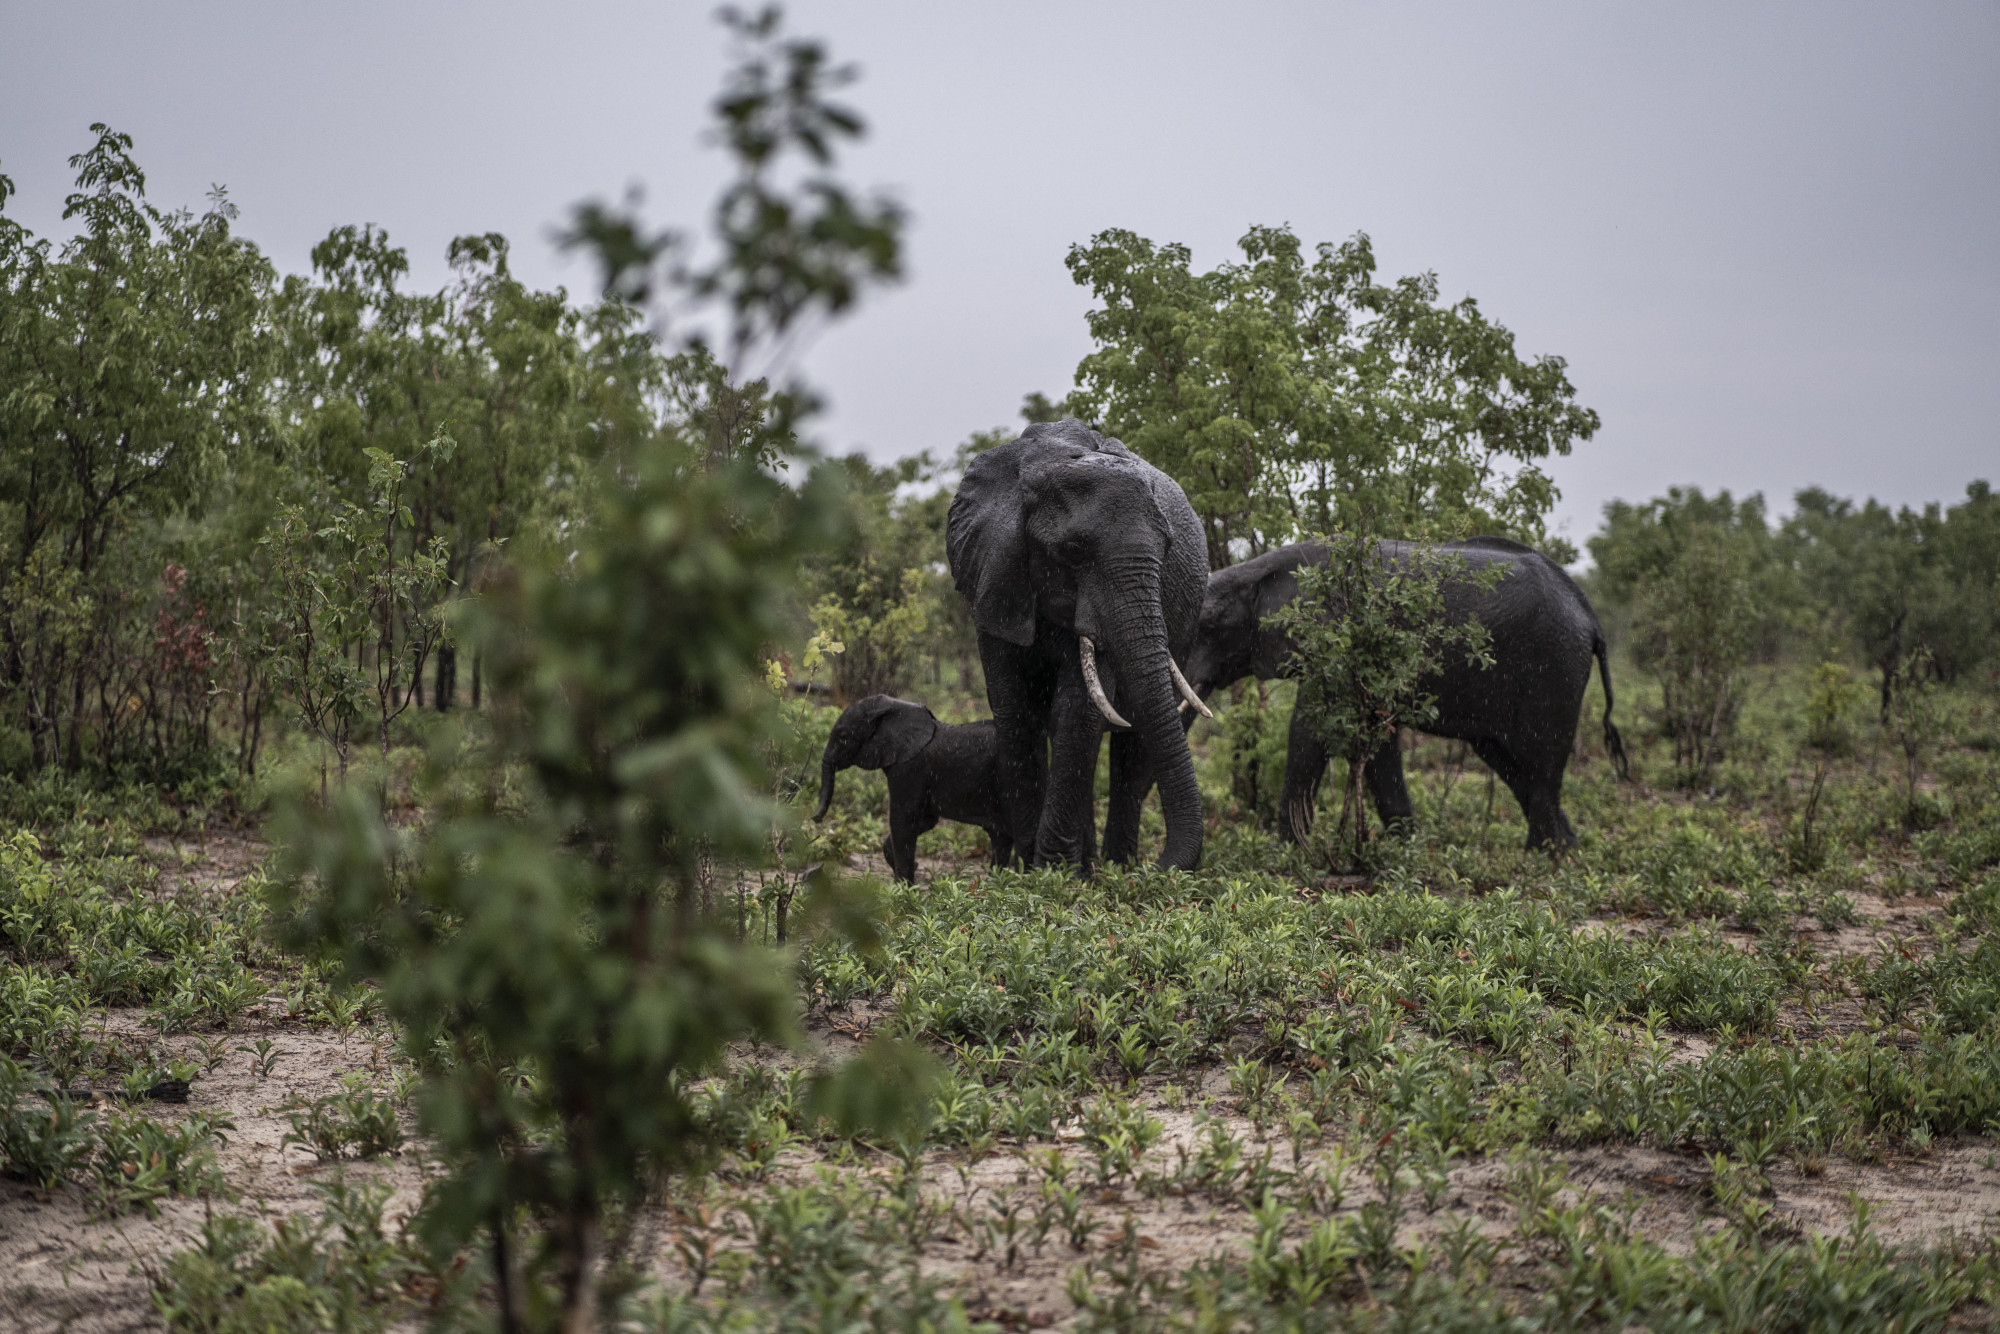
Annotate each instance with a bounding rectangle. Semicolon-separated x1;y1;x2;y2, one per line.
1593;628;1630;780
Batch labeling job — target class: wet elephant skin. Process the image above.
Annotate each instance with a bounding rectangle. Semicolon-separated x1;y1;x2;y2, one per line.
946;420;1209;874
1182;537;1627;850
813;694;1013;883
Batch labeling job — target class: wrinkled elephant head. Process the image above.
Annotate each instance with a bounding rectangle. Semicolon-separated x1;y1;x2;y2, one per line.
946;420;1209;871
1184;544;1320;697
813;695;938;821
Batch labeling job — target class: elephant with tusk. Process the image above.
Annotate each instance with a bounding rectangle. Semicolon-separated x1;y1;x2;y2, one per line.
946;419;1210;873
1078;634;1211;729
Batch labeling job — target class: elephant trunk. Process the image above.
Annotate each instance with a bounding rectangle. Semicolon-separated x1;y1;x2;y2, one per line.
812;754;838;822
1104;595;1204;872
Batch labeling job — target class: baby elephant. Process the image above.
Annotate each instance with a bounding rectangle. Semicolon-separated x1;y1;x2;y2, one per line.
812;695;1013;882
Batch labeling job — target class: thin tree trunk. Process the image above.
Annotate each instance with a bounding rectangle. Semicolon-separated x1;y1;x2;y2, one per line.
556;1209;599;1334
493;1213;525;1334
1347;757;1369;863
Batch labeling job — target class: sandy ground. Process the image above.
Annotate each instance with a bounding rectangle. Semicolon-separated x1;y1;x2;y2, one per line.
5;838;1998;1331
0;1025;428;1333
10;1009;2000;1332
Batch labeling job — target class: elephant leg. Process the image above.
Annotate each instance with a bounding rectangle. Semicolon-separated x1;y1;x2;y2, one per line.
1534;798;1579;850
886;771;946;883
885;780;925;884
1364;731;1415;831
1278;709;1330;843
883;825;917;884
988;826;1014;869
1102;730;1151;865
978;631;1053;858
1470;740;1574;849
1036;678;1105;873
1515;748;1579;851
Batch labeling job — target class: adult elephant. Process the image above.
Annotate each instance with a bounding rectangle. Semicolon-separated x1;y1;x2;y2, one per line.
947;420;1212;872
1182;537;1626;849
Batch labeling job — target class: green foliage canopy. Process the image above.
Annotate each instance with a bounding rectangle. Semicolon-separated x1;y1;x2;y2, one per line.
1066;225;1599;568
0;128;274;772
1268;536;1496;860
1588;482;1998;728
272;11;927;1332
805;452;943;701
1781;482;2000;693
1587;489;1769;775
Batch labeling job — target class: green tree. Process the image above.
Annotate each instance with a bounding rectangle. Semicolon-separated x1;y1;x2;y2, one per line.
1267;532;1496;864
1587;488;1784;777
1066;226;1598;568
1789;660;1857;870
1885;644;1944;826
661;343;794;473
1641;529;1756;776
274;11;920;1332
1780;482;1998;715
277;435;918;1334
259;439;451;796
904;427;1018;700
272;223;632;717
0;127;273;773
804;453;943;701
1020;390;1079;424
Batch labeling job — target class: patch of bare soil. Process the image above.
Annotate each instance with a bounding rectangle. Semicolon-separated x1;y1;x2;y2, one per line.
596;1092;2000;1330
1514;1139;2000;1252
10;835;1993;1331
12;1012;2000;1331
139;828;270;899
0;1025;426;1334
849;845;998;886
1804;891;1951;961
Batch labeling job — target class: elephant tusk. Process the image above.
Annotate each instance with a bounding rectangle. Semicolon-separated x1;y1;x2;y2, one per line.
1170;656;1214;719
1077;637;1132;730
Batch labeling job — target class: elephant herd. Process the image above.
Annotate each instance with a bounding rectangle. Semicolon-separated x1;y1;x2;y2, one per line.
815;419;1626;882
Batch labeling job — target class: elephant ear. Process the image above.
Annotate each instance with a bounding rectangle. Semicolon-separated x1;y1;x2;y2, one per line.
1255;563;1304;628
947;435;1037;646
855;699;939;770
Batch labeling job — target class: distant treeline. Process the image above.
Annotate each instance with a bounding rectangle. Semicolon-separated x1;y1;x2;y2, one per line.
1585;482;1999;702
1;129;1992;788
0;128;766;782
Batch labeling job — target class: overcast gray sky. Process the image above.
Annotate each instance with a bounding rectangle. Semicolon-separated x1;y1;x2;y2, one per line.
5;1;1995;555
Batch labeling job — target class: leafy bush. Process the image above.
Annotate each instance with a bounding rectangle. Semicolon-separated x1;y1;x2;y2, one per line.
0;1055;94;1189
1631;523;1759;776
88;1107;228;1216
1789;660;1858;869
1270;533;1495;860
281;1072;404;1161
154;1179;427;1334
269;14;929;1332
2;1053;227;1213
0;126;272;780
1203;679;1295;828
